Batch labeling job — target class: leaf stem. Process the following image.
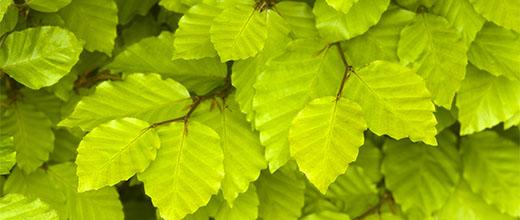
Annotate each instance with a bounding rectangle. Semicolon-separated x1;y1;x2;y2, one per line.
149;61;234;129
334;42;353;100
353;191;394;220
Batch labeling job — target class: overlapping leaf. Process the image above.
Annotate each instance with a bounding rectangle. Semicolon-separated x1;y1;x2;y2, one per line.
302;211;351;220
382;131;460;216
0;194;59;220
0;0;10;20
344;7;415;67
313;0;390;43
4;163;124;220
436;181;515;220
344;61;437;145
159;0;196;13
0;26;82;89
173;2;221;59
49;129;79;163
350;139;382;183
456;65;520;135
276;1;319;39
431;0;485;46
214;185;259;220
326;0;358;13
461;131;520;217
115;0;157;25
325;166;378;218
289;97;367;193
59;73;191;130
194;97;266;204
253;40;343;171
469;0;520;32
76;118;160;192
139;122;224;220
398;13;467;108
256;168;305;220
27;0;71;12
210;1;268;61
108;32;227;94
232;10;291;122
468;23;520;80
0;136;15;175
59;0;118;54
0;4;17;37
0;103;54;173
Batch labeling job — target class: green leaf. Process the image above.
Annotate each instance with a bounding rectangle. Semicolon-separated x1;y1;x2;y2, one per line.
435;107;457;132
504;114;520;129
257;168;305;220
20;89;63;125
49;129;79;163
436;180;515;220
382;131;460;216
431;0;485;46
0;103;54;173
313;0;390;43
276;1;319;39
344;61;438;145
59;0;118;55
118;14;162;49
0;0;10;21
108;32;227;94
302;210;351;220
173;2;221;59
214;185;259;220
302;182;341;216
398;13;467;108
3;168;66;215
253;40;343;171
456;65;520;135
0;5;18;37
351;139;382;183
4;163;124;220
469;0;520;32
46;51;109;101
325;0;358;13
0;26;83;89
0;136;15;175
27;0;71;12
115;0;157;25
138;122;224;220
159;0;196;13
59;73;191;131
210;2;268;61
0;194;59;220
467;23;520;80
461;131;520;217
325;166;378;218
232;9;291;123
194;97;266;204
344;7;415;67
76;118;160;192
289;97;367;193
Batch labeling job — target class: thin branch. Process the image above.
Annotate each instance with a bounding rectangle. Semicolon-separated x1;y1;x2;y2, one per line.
353;191;394;220
74;70;121;92
148;61;234;129
334;42;353;100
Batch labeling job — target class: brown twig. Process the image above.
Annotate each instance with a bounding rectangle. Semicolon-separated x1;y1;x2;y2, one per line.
353;191;395;220
148;61;234;130
334;42;354;100
74;70;121;92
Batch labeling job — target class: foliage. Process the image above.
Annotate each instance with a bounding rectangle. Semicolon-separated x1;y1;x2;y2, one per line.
0;0;518;220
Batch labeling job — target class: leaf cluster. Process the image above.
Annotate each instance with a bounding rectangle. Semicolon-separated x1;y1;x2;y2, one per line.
0;0;518;219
